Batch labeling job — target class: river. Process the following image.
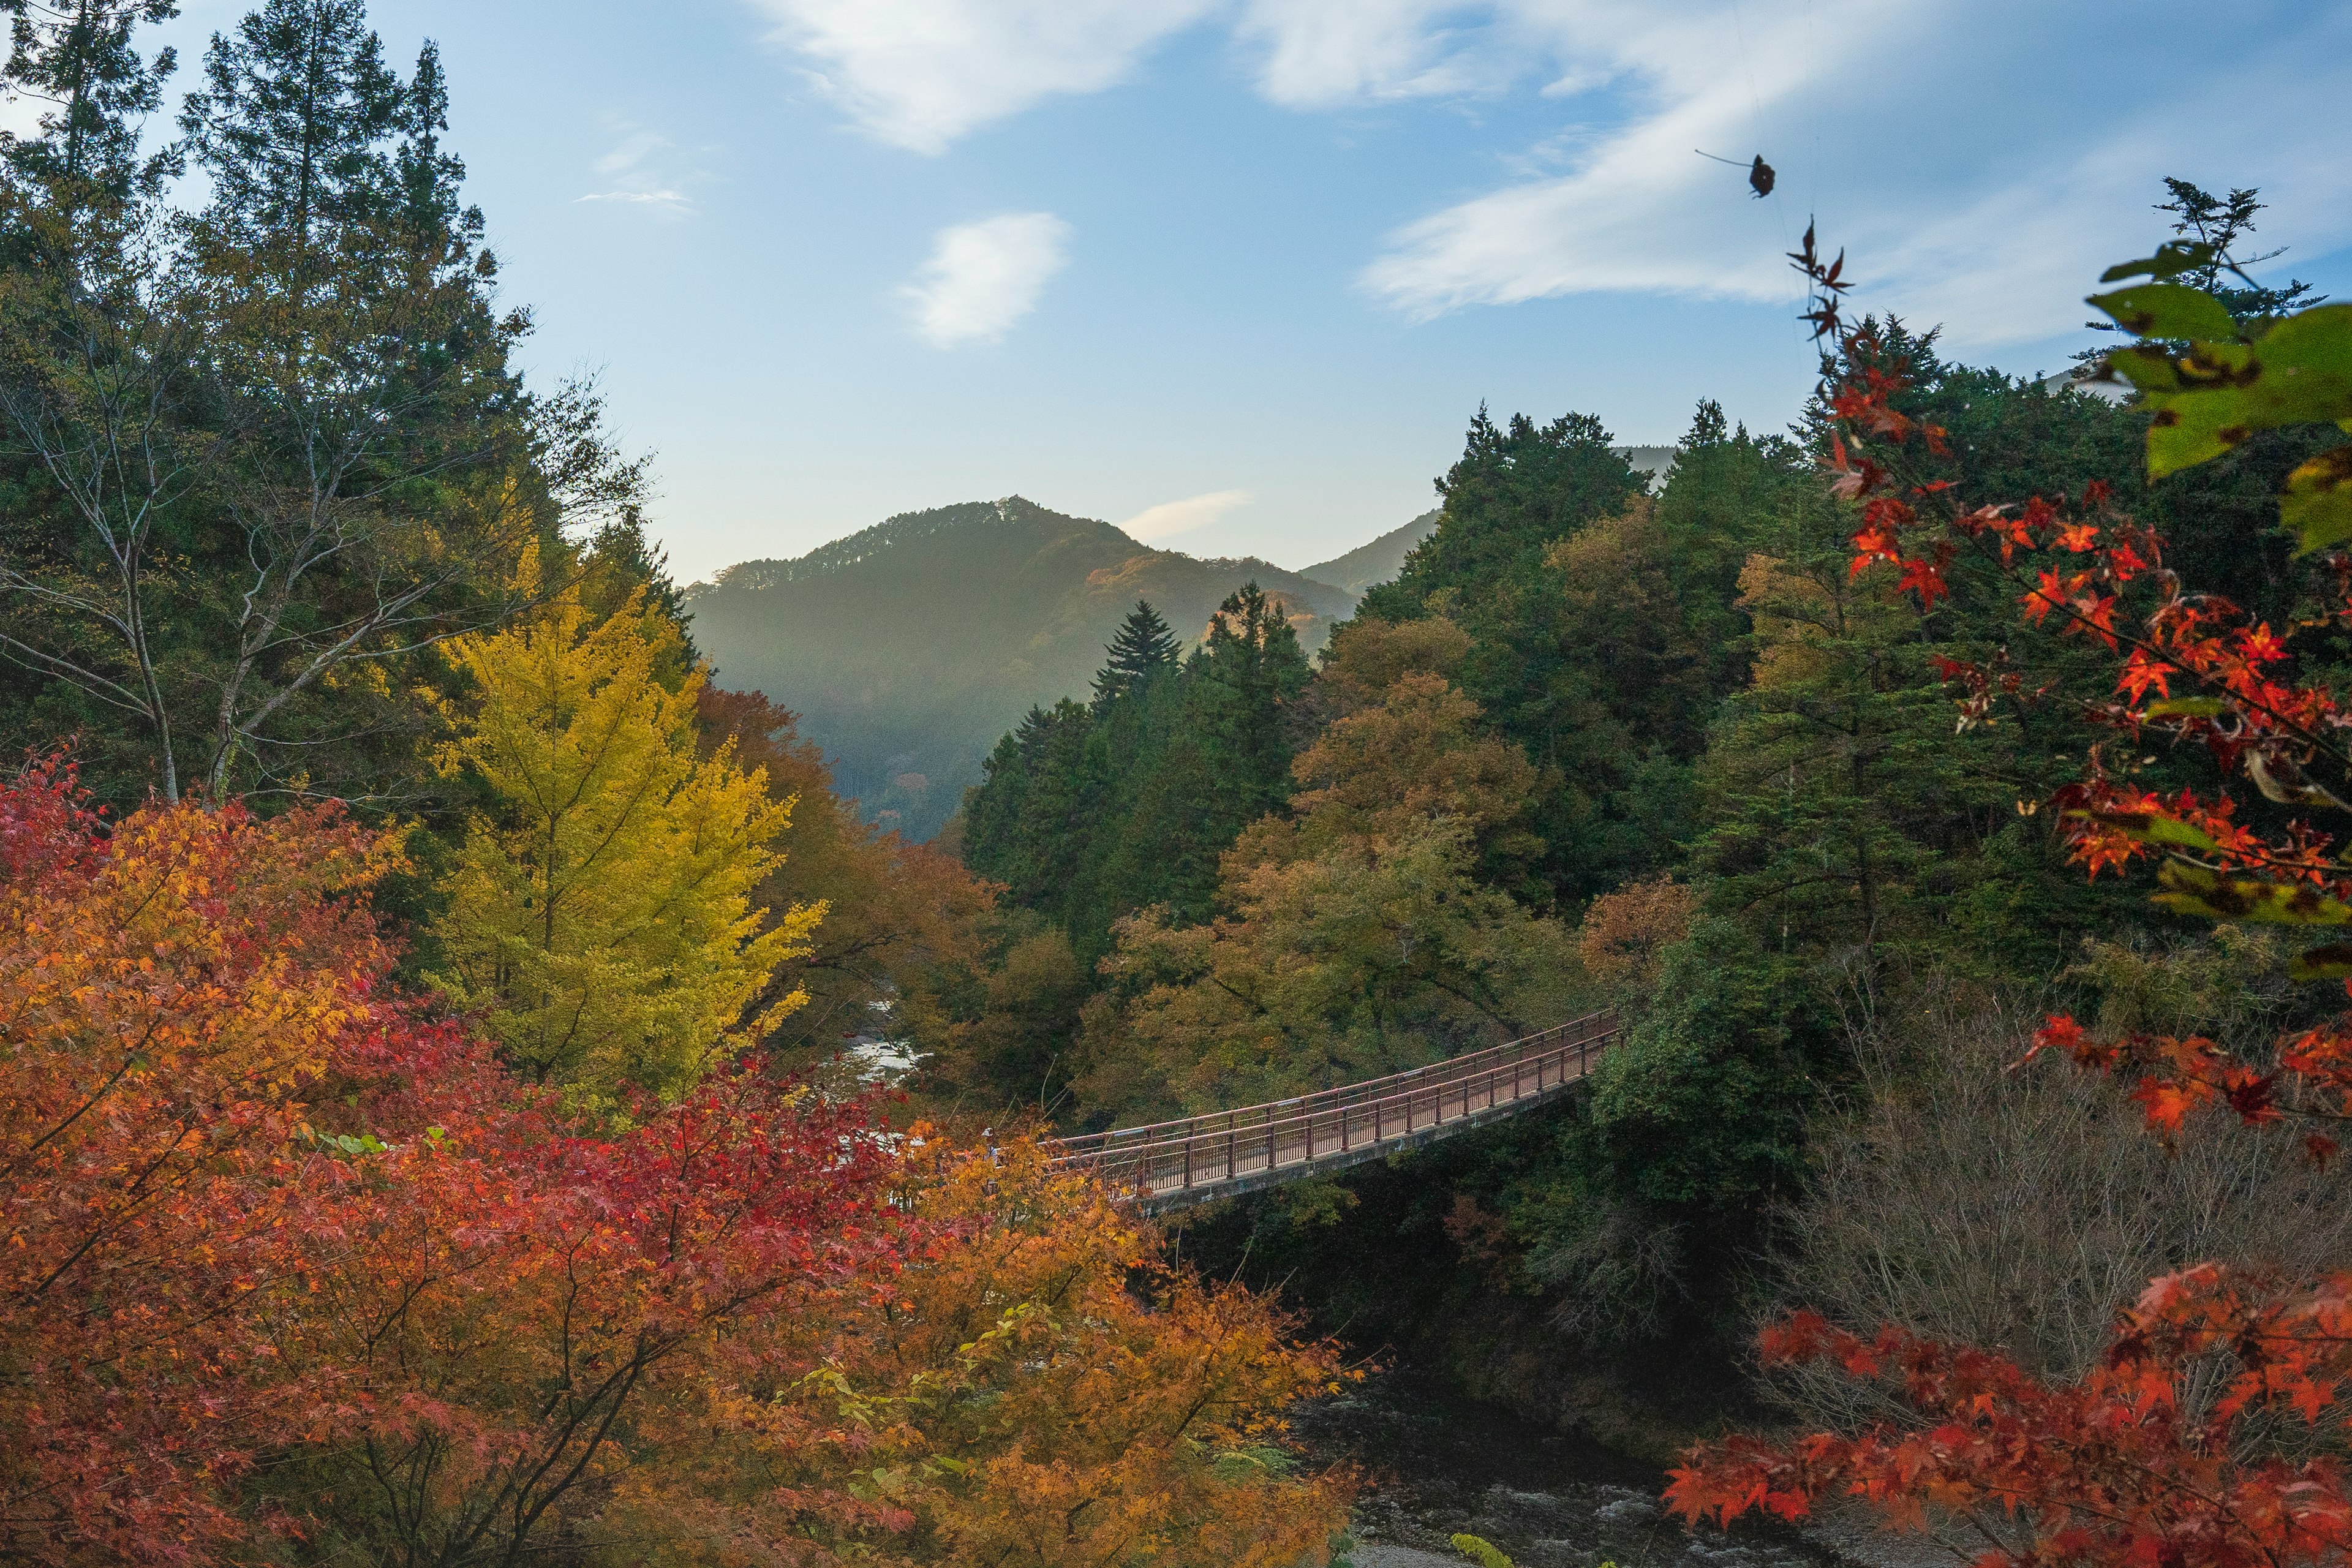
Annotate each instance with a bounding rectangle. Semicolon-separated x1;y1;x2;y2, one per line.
1292;1366;1880;1568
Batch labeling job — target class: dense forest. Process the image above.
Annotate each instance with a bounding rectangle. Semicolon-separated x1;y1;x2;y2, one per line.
0;4;1353;1562
951;189;2352;1484
10;2;2352;1566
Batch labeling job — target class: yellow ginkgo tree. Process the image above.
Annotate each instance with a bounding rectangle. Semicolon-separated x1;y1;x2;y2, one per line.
427;586;819;1104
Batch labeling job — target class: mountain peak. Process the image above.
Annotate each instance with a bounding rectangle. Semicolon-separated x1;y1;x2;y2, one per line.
690;499;1363;839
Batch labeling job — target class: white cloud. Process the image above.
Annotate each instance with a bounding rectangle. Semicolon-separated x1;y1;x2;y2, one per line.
901;213;1072;348
745;0;1216;154
576;126;698;214
1118;488;1253;543
1349;1;2352;347
1238;0;1501;108
1358;0;1899;318
747;0;2352;349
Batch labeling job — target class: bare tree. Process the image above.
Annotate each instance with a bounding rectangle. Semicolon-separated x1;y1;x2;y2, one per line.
0;196;206;797
1765;939;2352;1439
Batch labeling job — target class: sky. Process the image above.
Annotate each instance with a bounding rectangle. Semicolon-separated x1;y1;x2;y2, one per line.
88;0;2352;582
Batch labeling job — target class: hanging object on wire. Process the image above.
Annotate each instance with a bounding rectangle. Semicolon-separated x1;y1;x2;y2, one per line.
1696;149;1775;198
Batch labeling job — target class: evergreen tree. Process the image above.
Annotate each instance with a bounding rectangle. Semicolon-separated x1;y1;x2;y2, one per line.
1091;598;1179;708
1193;582;1309;818
960;699;1099;919
178;0;404;255
0;0;179;199
390;37;473;243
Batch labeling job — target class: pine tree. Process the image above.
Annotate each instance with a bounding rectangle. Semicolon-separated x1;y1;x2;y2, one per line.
1194;582;1308;817
388;37;477;248
179;0;404;255
0;0;180;199
1091;598;1179;709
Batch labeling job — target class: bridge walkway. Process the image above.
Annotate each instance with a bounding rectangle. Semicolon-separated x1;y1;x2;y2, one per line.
1050;1011;1619;1213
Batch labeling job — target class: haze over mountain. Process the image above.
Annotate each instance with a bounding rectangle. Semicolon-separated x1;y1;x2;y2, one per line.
1298;510;1439;595
688;498;1362;839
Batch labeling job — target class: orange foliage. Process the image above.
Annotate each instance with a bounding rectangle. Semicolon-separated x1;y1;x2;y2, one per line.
0;756;1347;1565
1576;875;1700;989
748;1136;1357;1566
1317;615;1472;713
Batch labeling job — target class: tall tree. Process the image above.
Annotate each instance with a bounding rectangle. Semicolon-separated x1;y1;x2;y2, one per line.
424;586;813;1106
0;0;179;200
178;0;403;260
1092;597;1179;707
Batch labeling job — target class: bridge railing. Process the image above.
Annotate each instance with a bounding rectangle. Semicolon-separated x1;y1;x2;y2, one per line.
1052;1009;1618;1203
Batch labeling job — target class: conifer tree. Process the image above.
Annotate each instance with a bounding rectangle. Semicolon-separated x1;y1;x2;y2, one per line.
0;0;179;199
1091;598;1179;708
178;0;404;256
388;37;477;248
1194;582;1308;814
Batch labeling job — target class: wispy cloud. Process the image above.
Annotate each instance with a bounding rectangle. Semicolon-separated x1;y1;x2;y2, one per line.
1118;488;1252;544
744;0;1216;155
1354;1;2352;346
576;126;698;214
901;213;1072;349
747;0;2352;347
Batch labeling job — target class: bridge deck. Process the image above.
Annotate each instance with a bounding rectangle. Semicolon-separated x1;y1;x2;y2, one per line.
1052;1011;1618;1213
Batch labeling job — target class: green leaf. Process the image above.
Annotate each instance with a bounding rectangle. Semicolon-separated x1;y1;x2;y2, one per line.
2290;943;2352;983
2135;307;2352;478
2108;345;2184;393
2089;282;2241;342
2154;859;2352;927
2283;443;2352;554
2143;696;2227;718
2100;241;2215;284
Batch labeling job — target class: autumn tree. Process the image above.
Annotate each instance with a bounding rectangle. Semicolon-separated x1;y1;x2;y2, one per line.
1669;224;2352;1568
0;758;401;1558
1074;672;1578;1121
426;585;814;1104
0;758;908;1562
750;1136;1357;1566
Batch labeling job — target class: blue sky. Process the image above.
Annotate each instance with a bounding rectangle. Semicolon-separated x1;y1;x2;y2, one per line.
87;0;2352;581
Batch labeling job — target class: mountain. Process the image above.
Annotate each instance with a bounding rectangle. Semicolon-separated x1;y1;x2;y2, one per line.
1300;510;1439;595
1297;448;1669;598
1618;444;1677;488
687;497;1357;840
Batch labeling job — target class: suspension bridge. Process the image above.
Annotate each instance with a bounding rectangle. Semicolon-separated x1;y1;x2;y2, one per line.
1052;1011;1621;1213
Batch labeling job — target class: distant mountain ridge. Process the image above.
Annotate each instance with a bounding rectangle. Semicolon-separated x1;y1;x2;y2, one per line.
689;497;1360;840
1300;509;1439;595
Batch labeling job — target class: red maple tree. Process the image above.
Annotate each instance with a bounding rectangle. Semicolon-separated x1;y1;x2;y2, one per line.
1667;231;2352;1568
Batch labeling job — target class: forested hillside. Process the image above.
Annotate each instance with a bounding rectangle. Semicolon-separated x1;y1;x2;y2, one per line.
9;1;2352;1560
688;497;1358;837
1300;508;1438;593
943;195;2352;1506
